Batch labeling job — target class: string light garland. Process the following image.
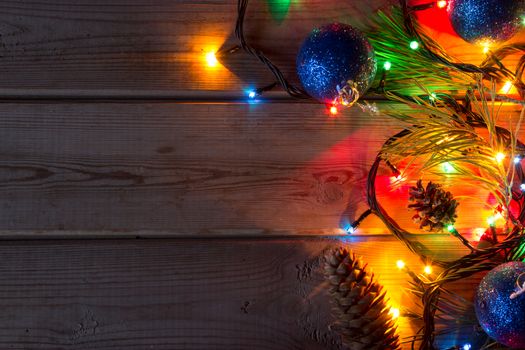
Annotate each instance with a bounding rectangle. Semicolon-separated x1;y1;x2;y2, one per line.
226;0;525;104
224;0;525;103
234;0;310;100
230;0;525;348
350;7;525;347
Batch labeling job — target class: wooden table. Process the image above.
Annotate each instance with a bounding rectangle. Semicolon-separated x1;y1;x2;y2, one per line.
0;1;523;348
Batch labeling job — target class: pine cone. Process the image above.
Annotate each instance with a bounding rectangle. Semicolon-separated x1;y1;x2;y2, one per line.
324;248;400;350
408;180;458;232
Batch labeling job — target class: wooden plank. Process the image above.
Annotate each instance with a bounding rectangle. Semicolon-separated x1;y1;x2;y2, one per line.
0;236;474;349
0;0;387;97
0;101;396;233
0;0;521;97
0;101;521;235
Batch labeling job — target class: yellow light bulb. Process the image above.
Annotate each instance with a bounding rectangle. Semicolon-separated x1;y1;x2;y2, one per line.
436;0;447;8
482;44;490;54
501;81;513;94
495;152;505;163
424;265;432;275
389;307;400;319
473;227;486;241
396;260;405;269
205;51;218;67
442;162;454;173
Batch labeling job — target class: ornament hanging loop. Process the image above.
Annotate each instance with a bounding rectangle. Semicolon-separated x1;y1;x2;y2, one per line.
510;272;525;300
335;81;360;107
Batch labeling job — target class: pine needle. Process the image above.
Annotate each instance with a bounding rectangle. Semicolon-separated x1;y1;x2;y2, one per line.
364;7;474;96
380;82;521;215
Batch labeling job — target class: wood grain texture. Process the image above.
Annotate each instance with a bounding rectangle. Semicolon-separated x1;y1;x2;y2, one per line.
0;101;522;235
0;0;522;98
0;101;400;233
0;1;515;349
0;0;390;97
0;236;475;349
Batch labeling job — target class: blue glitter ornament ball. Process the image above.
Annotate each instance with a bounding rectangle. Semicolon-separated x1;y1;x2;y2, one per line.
296;23;376;105
475;261;525;348
448;0;525;44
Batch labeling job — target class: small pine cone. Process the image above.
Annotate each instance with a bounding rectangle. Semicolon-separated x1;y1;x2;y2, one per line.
408;179;458;232
324;248;400;350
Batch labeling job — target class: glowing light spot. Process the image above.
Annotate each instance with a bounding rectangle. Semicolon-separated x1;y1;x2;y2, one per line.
267;0;291;22
482;44;490;54
330;106;338;115
501;81;513;94
515;156;521;164
436;135;451;145
396;260;406;269
383;61;392;71
463;344;472;350
390;173;406;184
442;162;454;173
495;152;505;163
447;224;455;233
487;216;495;227
247;90;256;99
389;307;400;319
436;0;447;8
473;228;485;241
424;265;432;274
410;41;419;50
521;183;525;191
205;51;218;67
345;226;355;234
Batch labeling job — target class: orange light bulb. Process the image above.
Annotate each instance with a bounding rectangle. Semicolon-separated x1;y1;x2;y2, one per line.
205;51;218;67
389;307;400;319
